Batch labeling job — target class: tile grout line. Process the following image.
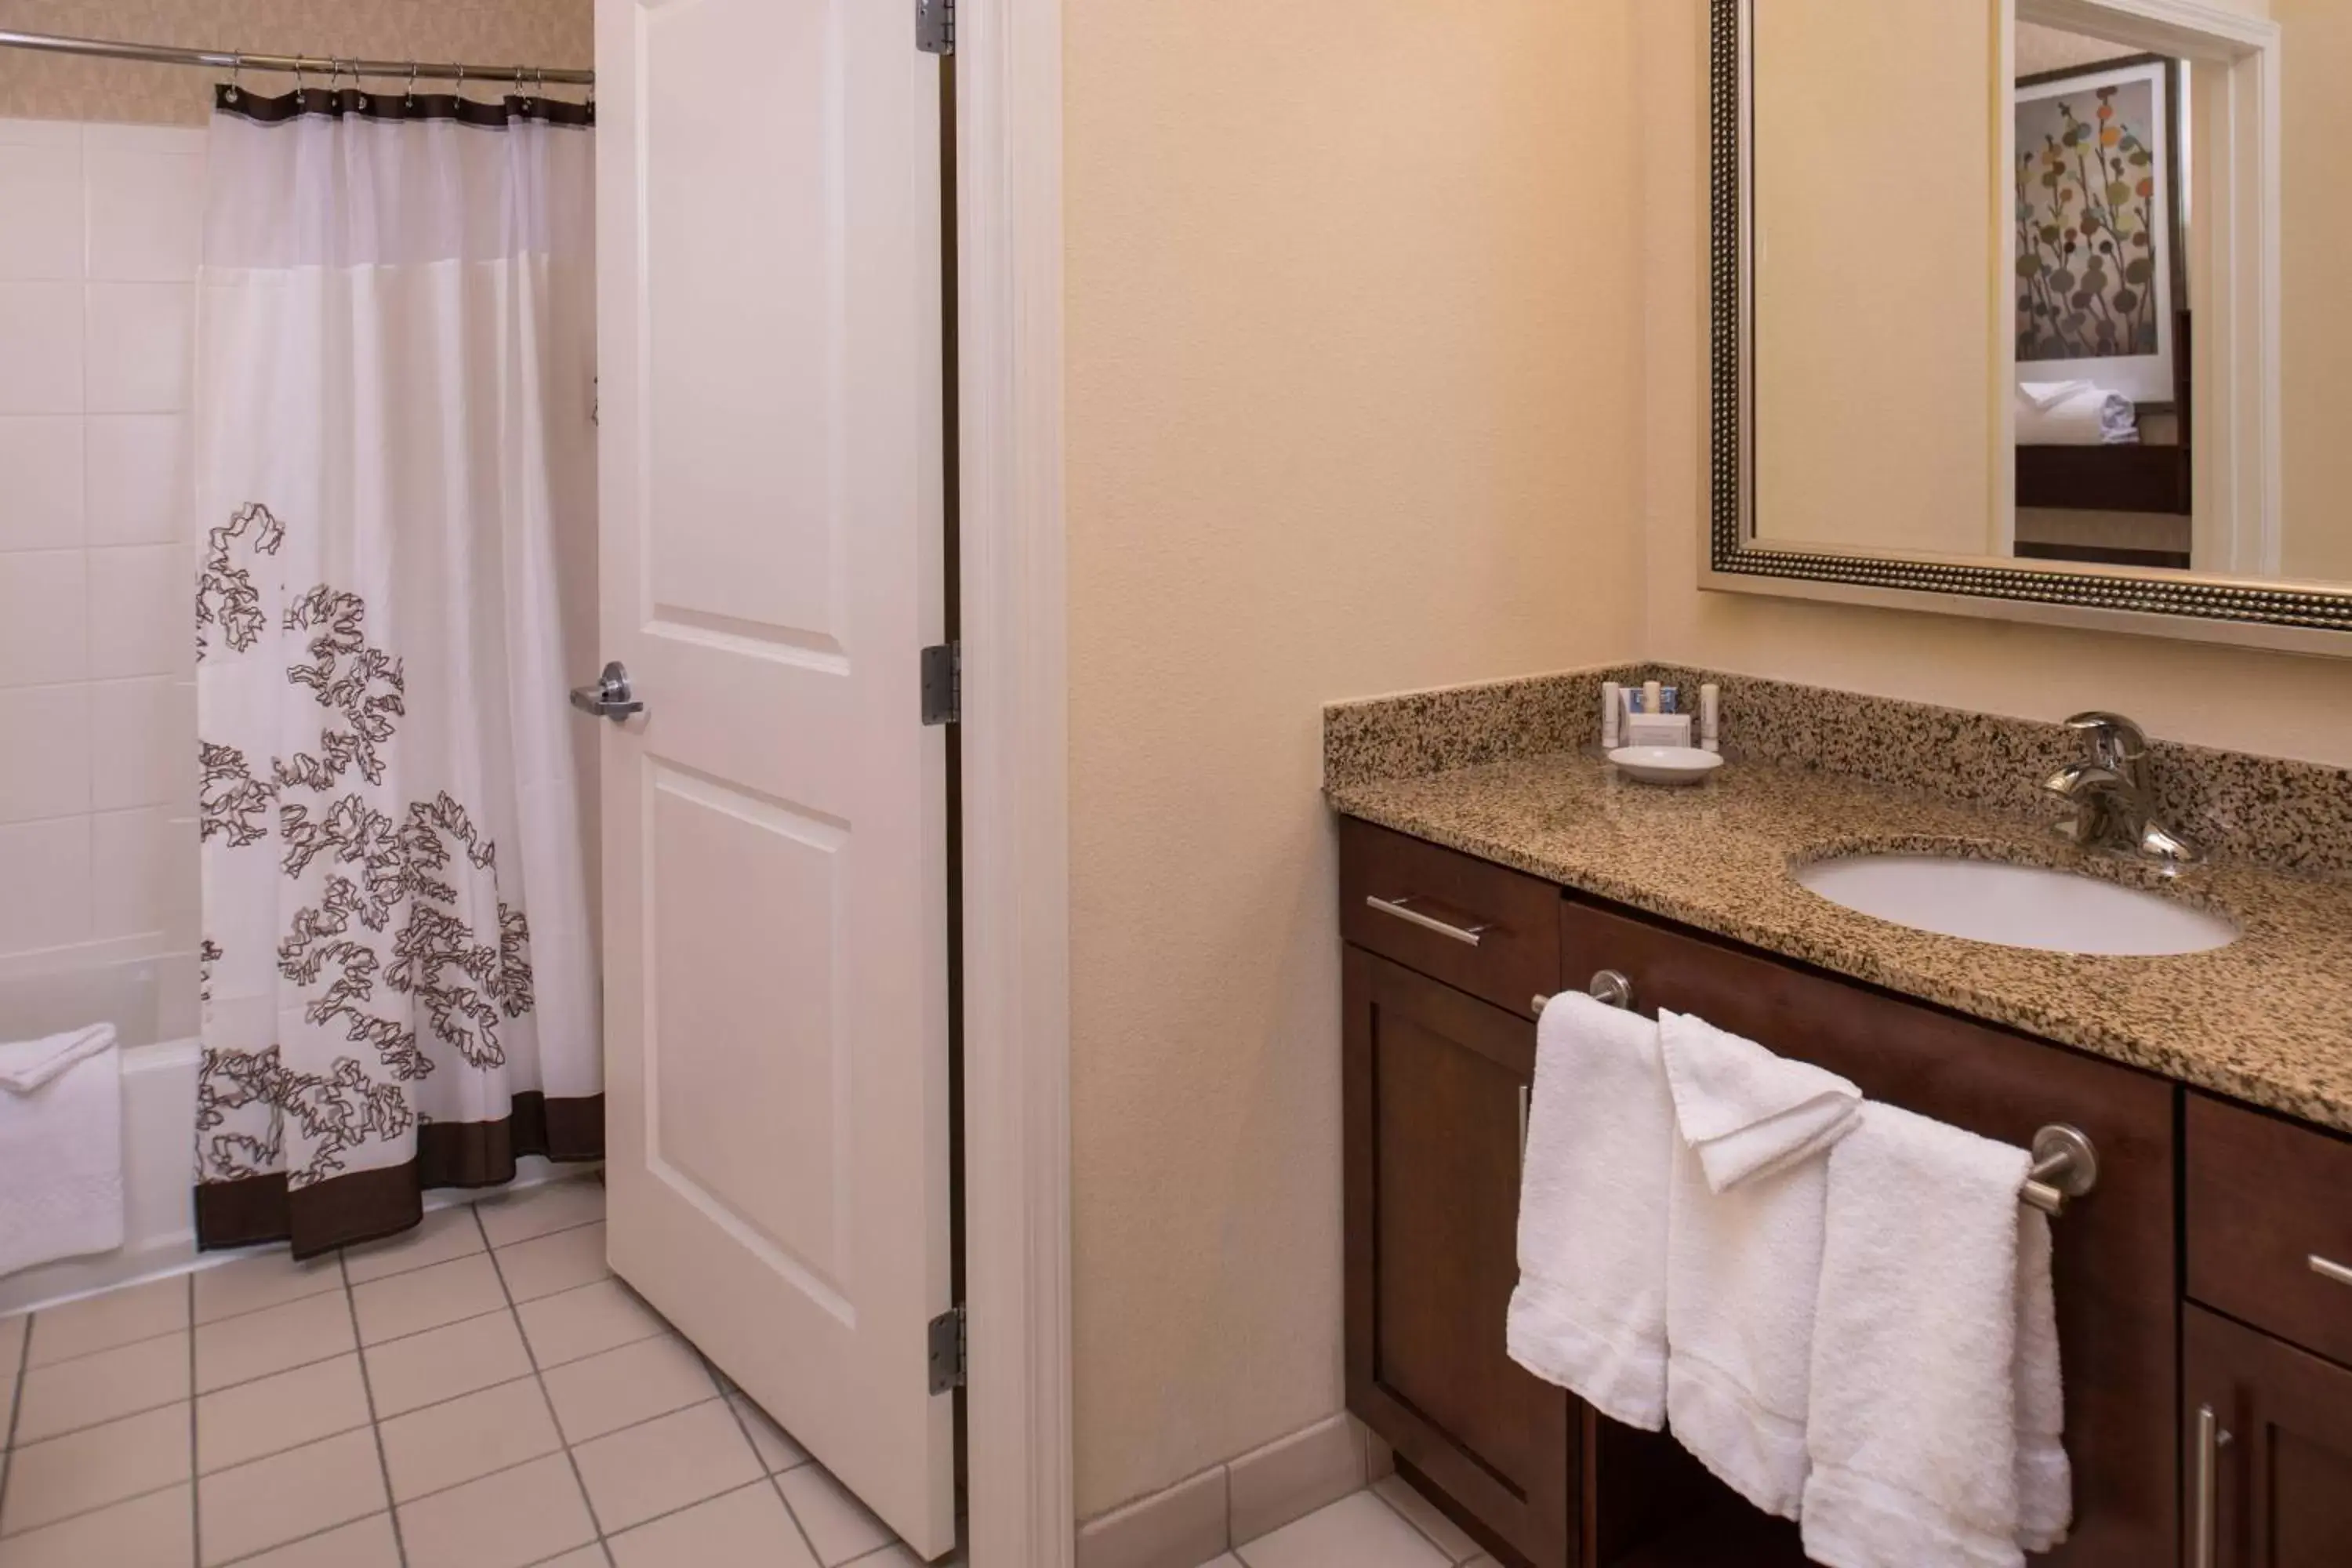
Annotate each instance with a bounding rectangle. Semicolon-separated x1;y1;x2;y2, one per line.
477;1200;612;1560
707;1349;829;1565
1364;1479;1469;1563
186;1272;201;1565
0;1283;32;1533
339;1238;412;1568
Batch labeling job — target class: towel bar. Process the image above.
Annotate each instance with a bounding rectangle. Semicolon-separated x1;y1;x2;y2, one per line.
1528;985;2101;1217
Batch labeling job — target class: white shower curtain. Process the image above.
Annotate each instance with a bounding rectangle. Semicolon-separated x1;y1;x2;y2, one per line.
191;85;601;1255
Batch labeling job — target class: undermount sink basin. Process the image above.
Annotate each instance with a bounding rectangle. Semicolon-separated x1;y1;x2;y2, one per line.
1794;854;2240;956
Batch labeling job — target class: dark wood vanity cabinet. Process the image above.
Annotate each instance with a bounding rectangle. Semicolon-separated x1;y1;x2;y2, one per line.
2183;1306;2352;1568
1337;816;2244;1567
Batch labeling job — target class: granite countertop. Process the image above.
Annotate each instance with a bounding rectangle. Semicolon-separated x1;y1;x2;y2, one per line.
1328;750;2352;1134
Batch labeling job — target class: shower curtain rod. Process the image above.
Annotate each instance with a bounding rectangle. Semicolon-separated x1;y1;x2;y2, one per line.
0;28;593;87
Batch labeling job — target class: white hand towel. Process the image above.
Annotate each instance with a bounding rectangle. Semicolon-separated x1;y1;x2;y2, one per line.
1659;1011;1861;1519
1802;1102;2071;1568
0;1024;125;1277
1508;993;1674;1430
1660;1011;1862;1192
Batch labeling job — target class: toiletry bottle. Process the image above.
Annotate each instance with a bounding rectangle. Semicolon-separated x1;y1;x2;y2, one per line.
1700;684;1721;755
1602;682;1622;749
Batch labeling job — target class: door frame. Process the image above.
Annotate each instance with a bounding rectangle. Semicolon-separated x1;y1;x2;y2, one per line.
953;2;1074;1563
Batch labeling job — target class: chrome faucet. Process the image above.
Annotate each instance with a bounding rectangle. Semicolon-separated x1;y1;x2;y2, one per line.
2043;712;2201;867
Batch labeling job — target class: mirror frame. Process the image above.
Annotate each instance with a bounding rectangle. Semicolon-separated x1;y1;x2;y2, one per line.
1702;0;2352;649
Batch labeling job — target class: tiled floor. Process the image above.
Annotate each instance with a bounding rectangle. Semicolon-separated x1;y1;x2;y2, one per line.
0;1174;924;1567
1203;1475;1502;1568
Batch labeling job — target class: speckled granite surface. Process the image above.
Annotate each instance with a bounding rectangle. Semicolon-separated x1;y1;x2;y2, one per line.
1327;665;2352;877
1324;673;2352;1132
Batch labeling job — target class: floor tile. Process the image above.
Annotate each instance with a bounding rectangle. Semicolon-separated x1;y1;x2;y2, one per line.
228;1512;401;1568
778;1463;894;1566
844;1547;931;1567
26;1276;187;1366
492;1221;611;1303
516;1278;666;1369
340;1207;486;1286
191;1250;342;1326
571;1398;762;1534
0;1312;25;1368
541;1333;716;1443
195;1426;386;1566
531;1548;612;1568
0;1403;191;1536
363;1309;532;1419
1235;1491;1448;1568
1195;1559;1246;1568
607;1479;819;1568
730;1392;811;1473
196;1354;372;1475
192;1290;354;1394
377;1375;560;1503
350;1252;506;1345
13;1329;190;1443
475;1177;605;1248
0;1482;191;1567
394;1450;597;1568
1372;1474;1481;1561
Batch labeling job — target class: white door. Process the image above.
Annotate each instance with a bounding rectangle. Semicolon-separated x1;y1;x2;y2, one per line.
591;0;955;1555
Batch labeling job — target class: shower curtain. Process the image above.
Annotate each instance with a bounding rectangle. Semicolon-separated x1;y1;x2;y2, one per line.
191;83;601;1257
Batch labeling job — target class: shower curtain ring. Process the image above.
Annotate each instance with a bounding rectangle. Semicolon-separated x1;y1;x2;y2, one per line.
405;60;418;110
224;54;241;103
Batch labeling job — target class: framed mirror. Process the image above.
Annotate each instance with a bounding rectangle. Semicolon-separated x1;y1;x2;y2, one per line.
1705;0;2352;649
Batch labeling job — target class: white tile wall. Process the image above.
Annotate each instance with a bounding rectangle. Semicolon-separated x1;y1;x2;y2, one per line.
0;117;207;1000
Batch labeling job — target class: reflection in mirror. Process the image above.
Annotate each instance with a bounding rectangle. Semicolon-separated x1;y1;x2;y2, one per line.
1744;0;2348;593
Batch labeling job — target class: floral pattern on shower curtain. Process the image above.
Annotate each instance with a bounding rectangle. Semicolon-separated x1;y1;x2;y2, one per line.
191;85;601;1257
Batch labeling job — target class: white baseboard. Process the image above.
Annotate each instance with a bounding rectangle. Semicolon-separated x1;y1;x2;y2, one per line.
1076;1414;1377;1568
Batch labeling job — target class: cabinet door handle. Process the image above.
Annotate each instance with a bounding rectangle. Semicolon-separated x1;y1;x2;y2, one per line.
2194;1402;2233;1568
1363;895;1490;947
2312;1254;2352;1290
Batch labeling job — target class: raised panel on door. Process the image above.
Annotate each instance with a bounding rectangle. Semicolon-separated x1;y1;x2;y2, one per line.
1345;946;1576;1568
1561;895;2178;1567
2185;1305;2352;1568
594;0;954;1553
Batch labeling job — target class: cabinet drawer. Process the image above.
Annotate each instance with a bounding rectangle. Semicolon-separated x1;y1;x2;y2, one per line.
1340;818;1560;1017
2187;1094;2352;1370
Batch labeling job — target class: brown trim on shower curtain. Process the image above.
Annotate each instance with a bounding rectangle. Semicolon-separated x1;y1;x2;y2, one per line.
195;1092;605;1258
215;85;595;129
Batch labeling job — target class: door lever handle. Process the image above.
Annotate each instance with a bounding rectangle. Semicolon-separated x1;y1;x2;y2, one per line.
570;661;644;722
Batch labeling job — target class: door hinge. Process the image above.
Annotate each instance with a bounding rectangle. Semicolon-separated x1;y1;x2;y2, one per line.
920;641;960;726
916;0;953;55
927;1305;967;1393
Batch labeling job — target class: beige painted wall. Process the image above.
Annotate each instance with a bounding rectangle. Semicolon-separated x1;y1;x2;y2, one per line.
2274;0;2352;585
1753;0;2000;556
1062;0;1646;1517
1642;0;2352;771
0;0;591;124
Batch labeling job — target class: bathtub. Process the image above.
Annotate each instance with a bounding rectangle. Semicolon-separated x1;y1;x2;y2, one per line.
0;944;583;1316
0;946;201;1316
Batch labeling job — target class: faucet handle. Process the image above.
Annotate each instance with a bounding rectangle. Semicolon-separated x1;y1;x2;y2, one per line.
2063;711;2149;771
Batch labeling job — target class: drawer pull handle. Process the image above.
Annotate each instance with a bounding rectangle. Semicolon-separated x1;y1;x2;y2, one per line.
2311;1254;2352;1289
2194;1403;2232;1568
1364;895;1490;947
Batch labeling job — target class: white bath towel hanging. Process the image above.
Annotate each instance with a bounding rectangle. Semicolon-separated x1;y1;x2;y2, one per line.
1802;1102;2071;1568
0;1024;125;1277
1508;993;1675;1430
1659;1011;1862;1519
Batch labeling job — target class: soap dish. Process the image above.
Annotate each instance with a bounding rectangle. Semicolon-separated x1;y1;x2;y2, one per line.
1608;746;1724;786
